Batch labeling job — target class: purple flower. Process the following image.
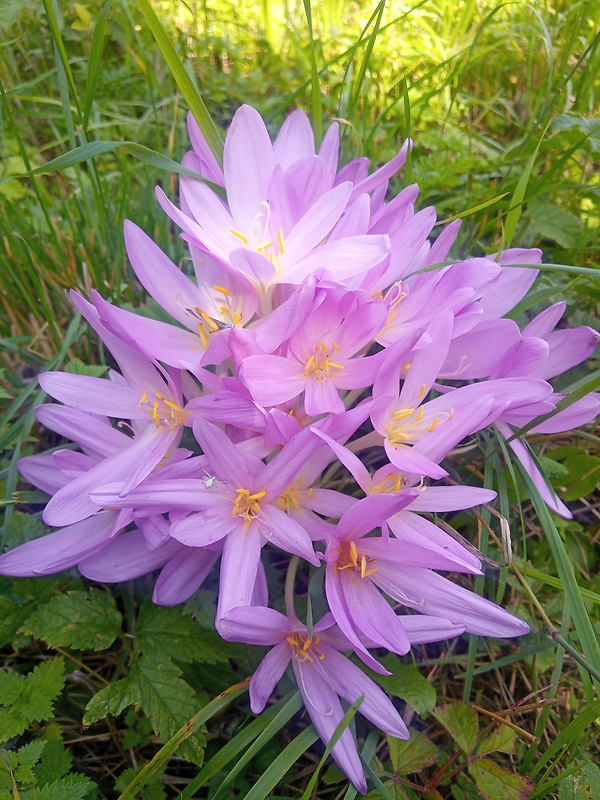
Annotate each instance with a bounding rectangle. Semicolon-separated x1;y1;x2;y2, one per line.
220;605;410;794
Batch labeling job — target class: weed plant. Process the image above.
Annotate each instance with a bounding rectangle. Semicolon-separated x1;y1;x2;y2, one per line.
0;1;599;798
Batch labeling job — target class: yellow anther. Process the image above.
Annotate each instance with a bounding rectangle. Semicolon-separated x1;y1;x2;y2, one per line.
302;638;311;651
395;475;402;492
232;312;241;326
328;360;344;370
277;229;285;253
139;392;148;406
416;406;424;421
255;241;273;252
427;417;439;432
304;354;315;372
286;636;298;646
219;305;229;314
393;408;415;421
331;340;340;350
213;284;231;296
418;384;427;400
349;541;358;563
247;491;267;501
163;399;181;412
230;228;249;245
319;654;325;660
198;324;209;348
360;555;367;578
199;310;219;332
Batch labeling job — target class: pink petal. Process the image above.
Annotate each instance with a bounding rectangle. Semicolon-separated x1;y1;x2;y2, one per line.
250;642;291;713
0;512;116;576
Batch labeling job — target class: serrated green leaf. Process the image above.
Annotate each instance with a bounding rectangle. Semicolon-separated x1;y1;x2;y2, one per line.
372;657;436;716
133;656;205;765
83;677;132;725
528;200;584;249
0;657;66;741
4;511;48;549
35;724;73;786
431;703;479;754
468;758;533;799
24;590;122;651
63;359;108;378
388;731;438;774
0;597;31;649
136;602;241;664
20;775;94;799
1;739;46;788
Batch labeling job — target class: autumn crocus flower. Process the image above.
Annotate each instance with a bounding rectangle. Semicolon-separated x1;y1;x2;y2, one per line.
240;284;388;415
219;605;410;794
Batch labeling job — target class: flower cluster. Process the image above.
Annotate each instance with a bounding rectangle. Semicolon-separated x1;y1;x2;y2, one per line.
2;105;598;792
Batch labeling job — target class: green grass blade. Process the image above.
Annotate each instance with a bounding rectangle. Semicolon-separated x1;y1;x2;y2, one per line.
344;0;386;131
41;0;82;121
240;725;319;800
212;691;304;799
519;568;600;607
0;141;204;184
116;679;249;800
83;0;114;130
516;467;600;684
302;0;323;147
438;192;509;225
179;691;302;799
503;138;544;249
529;698;600;780
136;0;223;166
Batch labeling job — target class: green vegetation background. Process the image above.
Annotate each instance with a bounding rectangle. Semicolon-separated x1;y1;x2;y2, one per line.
0;1;599;798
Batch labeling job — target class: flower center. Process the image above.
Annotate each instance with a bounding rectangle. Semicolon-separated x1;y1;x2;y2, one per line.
303;341;344;383
286;631;324;662
335;540;378;579
231;487;266;530
138;391;186;429
277;477;313;512
386;392;453;446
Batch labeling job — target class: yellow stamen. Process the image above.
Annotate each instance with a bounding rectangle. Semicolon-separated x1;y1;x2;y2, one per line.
213;284;231;296
427;417;439;432
230;228;249;245
418;384;427;400
277;229;285;253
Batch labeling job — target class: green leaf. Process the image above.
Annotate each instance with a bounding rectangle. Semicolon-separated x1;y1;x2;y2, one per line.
35;724;73;785
64;359;108;378
478;725;516;756
372;657;436;716
0;657;66;741
388;730;438;774
136;602;242;664
557;455;600;501
83;678;132;725
132;656;205;765
528;199;584;249
21;776;94;799
0;597;31;649
431;703;479;754
4;510;48;549
557;762;600;800
24;589;122;650
468;758;533;799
